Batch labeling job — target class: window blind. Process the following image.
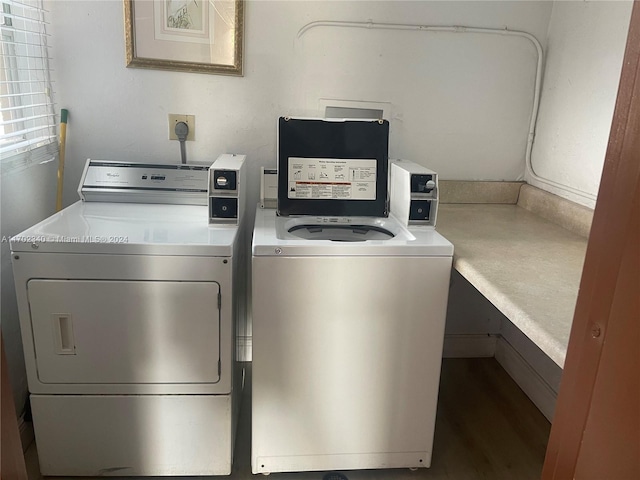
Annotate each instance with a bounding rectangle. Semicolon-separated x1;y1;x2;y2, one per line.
0;0;57;170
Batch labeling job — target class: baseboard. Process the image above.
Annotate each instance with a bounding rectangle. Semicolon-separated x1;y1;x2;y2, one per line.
495;337;557;422
442;334;498;358
18;415;34;452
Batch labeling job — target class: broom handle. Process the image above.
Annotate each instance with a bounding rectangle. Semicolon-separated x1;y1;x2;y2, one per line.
56;109;68;212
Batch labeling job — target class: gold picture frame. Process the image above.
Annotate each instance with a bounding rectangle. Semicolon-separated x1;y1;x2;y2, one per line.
124;0;244;76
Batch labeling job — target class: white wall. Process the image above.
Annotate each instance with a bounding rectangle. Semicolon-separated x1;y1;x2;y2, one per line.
529;0;633;208
295;23;539;181
48;0;553;213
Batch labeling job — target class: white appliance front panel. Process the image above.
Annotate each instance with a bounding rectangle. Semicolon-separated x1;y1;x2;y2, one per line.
13;253;234;395
31;394;233;476
28;280;220;385
251;255;452;474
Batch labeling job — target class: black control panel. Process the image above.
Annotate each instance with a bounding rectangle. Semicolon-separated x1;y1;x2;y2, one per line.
409;200;431;221
213;170;237;190
210;197;238;219
411;174;434;193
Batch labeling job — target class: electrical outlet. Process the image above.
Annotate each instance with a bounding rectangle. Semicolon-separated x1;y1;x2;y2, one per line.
168;114;195;141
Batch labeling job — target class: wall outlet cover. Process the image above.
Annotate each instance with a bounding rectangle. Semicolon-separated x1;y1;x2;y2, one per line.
168;114;195;141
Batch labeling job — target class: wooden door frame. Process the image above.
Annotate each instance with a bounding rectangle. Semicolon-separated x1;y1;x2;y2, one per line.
542;1;640;477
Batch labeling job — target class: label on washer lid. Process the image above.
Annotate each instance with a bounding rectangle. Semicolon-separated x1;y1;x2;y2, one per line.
287;157;376;200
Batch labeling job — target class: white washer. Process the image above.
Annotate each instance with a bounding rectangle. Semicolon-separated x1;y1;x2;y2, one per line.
251;118;454;474
11;158;246;476
252;210;453;474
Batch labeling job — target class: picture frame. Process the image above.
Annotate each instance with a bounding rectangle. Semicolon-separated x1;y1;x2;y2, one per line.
124;0;244;76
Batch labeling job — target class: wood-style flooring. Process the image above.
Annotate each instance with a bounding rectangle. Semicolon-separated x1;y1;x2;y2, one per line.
26;358;550;480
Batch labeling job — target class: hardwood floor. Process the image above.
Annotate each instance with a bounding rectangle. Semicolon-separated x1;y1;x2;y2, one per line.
25;358;550;480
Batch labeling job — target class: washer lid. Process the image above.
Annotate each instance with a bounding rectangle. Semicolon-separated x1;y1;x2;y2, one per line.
277;117;389;217
10;201;238;256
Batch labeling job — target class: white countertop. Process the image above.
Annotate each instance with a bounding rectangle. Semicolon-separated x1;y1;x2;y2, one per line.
437;204;589;367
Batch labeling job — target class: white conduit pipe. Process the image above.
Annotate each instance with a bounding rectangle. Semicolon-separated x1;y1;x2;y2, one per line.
297;21;596;201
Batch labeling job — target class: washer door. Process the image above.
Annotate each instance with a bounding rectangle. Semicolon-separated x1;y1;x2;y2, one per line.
28;280;220;385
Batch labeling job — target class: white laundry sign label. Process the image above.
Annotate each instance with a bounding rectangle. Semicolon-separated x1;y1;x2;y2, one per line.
287;157;377;200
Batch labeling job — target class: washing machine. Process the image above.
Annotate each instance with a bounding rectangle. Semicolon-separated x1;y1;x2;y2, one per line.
11;155;247;476
251;118;454;474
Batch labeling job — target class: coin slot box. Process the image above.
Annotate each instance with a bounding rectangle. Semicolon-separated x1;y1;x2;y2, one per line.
208;154;246;225
390;160;439;227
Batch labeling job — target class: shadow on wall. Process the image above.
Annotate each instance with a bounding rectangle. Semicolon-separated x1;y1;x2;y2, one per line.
0;159;58;413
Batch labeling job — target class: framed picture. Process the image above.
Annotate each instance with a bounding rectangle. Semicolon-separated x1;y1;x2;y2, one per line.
124;0;244;76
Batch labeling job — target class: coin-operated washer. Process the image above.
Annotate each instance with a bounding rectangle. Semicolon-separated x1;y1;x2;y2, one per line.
251;117;454;475
11;154;246;476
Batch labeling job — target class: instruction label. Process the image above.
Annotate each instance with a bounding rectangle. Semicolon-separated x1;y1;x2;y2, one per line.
287;157;377;200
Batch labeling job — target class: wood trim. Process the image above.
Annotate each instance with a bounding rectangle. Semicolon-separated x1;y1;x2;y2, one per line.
542;2;640;477
574;177;639;478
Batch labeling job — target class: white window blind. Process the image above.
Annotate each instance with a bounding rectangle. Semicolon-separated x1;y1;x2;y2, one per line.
0;0;56;170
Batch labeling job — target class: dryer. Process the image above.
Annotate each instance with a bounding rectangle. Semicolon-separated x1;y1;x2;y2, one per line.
11;155;246;476
251;118;453;474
